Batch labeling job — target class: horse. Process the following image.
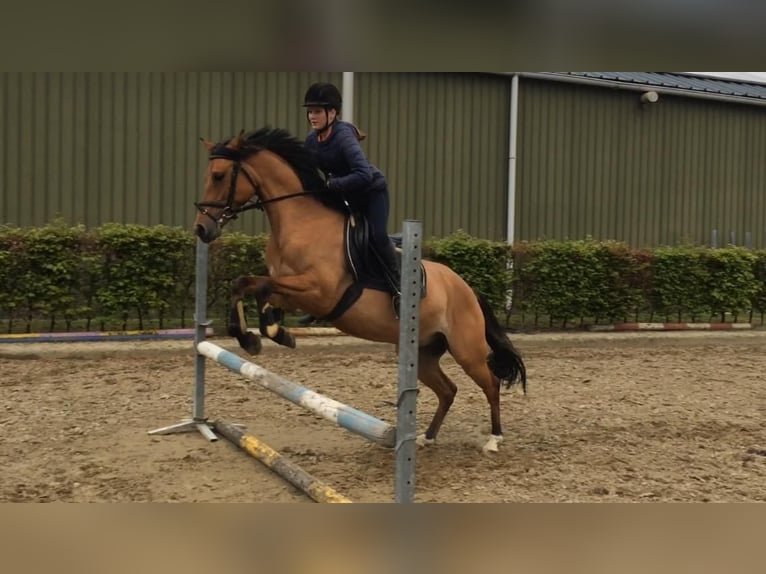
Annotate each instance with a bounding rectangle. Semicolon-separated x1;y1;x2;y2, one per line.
193;127;526;453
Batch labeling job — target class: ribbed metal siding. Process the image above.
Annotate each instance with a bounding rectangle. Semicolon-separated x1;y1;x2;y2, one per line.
516;78;766;248
0;72;340;234
356;73;510;240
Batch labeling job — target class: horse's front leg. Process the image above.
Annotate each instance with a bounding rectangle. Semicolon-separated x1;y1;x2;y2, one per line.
228;275;269;355
228;275;297;355
252;280;296;350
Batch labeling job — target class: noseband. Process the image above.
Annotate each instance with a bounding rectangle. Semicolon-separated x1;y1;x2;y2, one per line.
195;144;320;226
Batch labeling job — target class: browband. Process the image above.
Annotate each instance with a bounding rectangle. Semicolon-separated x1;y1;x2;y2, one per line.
209;144;242;161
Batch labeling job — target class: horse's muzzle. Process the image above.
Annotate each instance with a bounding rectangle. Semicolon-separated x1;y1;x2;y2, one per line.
195;222;220;243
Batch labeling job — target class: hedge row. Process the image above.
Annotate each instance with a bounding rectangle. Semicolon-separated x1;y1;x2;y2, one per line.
426;233;764;327
510;239;766;327
0;221;267;333
1;222;764;333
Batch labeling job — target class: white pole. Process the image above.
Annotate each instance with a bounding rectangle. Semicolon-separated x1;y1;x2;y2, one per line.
342;72;355;124
506;73;519;245
504;74;520;315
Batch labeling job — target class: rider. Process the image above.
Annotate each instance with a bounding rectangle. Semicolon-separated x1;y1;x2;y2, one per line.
299;82;401;323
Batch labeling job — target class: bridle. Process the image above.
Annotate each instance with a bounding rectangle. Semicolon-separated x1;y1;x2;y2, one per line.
194;144;320;225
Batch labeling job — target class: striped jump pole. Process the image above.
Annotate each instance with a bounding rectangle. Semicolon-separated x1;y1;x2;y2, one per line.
213;419;351;503
197;340;397;448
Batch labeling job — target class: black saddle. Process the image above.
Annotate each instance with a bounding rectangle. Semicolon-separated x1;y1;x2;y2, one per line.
344;214;427;297
319;214;427;322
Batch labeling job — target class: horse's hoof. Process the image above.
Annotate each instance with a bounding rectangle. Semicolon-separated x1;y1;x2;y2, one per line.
416;434;435;448
282;331;297;349
272;329;296;349
240;332;262;355
482;434;503;453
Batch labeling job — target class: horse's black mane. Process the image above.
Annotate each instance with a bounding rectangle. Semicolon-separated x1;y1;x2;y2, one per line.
222;127;328;196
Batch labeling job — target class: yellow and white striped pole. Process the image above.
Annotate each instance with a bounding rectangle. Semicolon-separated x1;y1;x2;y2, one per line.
214;419;351;504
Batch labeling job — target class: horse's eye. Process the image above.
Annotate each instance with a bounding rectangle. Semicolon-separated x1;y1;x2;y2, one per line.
212;172;226;182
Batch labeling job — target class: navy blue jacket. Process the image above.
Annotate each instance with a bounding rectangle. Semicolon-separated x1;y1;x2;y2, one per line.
305;121;386;203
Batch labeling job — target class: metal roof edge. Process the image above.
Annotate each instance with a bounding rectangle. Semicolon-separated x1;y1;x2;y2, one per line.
504;72;766;108
685;72;766;86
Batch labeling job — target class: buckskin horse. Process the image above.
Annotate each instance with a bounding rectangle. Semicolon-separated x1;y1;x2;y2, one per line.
193;127;526;452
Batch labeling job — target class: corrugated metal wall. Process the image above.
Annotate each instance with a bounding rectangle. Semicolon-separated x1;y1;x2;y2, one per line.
0;72;340;234
12;73;765;248
356;73;510;240
516;78;766;248
0;72;510;240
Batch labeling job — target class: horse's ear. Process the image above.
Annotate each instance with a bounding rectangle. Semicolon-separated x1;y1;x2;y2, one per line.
231;129;246;149
200;137;215;151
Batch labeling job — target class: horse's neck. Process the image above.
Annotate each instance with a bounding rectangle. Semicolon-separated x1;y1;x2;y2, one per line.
263;195;345;276
254;155;343;248
264;197;342;242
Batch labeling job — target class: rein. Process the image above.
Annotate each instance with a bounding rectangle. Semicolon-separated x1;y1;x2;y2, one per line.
195;145;320;225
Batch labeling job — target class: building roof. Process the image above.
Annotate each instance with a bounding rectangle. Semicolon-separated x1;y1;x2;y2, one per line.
693;72;766;84
520;72;766;106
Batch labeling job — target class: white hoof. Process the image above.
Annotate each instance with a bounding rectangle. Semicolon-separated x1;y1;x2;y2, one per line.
416;434;435;448
482;434;503;453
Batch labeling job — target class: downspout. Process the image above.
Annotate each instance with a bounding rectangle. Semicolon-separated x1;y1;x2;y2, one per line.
342;72;355;124
506;73;519;246
505;74;520;316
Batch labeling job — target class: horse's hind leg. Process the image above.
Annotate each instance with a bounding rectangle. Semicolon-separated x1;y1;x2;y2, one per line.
448;332;504;453
415;336;457;447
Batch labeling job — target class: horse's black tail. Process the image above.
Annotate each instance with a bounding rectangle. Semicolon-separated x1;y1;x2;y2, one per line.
475;291;527;393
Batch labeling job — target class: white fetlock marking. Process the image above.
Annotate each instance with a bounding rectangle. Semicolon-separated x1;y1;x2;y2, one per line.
416;434;435;447
236;301;247;326
266;324;280;338
482;434;503;453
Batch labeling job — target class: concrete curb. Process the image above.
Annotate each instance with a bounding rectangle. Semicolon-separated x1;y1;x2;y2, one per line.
284;327;344;337
0;326;344;345
587;322;753;332
4;330;766;361
0;328;215;344
1;323;756;344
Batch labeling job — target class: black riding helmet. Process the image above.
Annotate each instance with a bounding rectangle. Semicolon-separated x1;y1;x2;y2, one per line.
302;82;342;112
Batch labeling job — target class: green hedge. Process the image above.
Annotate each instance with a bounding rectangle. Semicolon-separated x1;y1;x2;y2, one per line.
426;229;512;310
1;223;763;333
0;221;268;333
509;239;648;327
430;232;763;329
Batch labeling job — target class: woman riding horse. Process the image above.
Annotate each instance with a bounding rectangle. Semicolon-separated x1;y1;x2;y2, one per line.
194;126;526;453
300;82;401;323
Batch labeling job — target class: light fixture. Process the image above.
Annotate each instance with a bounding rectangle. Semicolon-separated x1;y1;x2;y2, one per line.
641;90;659;104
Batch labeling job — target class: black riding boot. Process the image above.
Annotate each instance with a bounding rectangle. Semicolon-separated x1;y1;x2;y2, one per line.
377;241;401;293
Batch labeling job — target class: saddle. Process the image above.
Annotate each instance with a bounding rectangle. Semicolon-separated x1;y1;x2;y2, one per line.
319;214;427;322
